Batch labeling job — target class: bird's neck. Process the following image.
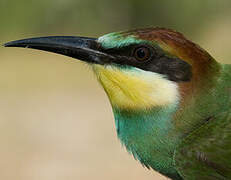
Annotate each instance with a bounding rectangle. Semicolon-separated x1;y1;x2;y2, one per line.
174;63;230;136
112;105;182;179
92;64;183;178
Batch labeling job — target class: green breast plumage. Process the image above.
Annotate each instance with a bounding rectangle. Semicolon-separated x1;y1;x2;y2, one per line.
113;106;182;180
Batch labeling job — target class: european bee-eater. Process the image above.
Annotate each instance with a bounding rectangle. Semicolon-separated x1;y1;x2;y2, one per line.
4;27;231;180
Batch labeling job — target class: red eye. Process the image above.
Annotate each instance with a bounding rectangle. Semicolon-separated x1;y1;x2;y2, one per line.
134;46;151;61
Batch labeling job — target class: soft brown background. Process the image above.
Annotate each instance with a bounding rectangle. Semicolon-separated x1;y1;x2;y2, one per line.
1;1;231;180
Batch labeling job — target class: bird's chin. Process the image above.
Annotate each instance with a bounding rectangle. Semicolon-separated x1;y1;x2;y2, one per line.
91;64;180;110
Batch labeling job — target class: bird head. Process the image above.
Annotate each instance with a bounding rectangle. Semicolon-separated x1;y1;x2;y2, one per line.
4;28;218;111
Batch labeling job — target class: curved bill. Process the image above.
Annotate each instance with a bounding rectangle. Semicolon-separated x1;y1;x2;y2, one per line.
4;36;114;64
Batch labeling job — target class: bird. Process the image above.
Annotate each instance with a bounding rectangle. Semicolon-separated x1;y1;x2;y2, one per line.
4;27;231;180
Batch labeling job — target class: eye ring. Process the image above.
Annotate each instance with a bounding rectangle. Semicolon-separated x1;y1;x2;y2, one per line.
133;46;151;61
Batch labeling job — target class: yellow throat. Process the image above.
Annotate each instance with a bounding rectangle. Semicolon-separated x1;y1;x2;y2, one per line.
92;64;179;110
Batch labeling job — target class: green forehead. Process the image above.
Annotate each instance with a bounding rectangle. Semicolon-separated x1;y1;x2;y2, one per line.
98;32;147;49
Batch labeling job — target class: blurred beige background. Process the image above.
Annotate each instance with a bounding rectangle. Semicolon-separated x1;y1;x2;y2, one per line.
0;1;231;180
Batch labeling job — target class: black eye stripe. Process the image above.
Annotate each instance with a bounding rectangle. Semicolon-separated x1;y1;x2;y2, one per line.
101;44;192;82
103;44;160;59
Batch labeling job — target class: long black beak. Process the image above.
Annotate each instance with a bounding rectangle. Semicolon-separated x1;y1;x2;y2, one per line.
4;36;114;64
